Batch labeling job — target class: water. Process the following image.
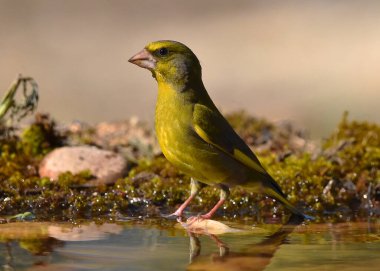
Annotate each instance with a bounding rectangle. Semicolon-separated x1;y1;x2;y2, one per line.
0;219;379;271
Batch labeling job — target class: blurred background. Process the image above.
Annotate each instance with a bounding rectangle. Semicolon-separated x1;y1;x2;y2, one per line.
1;0;379;138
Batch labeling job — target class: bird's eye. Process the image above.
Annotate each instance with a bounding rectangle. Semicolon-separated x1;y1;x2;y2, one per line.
158;47;169;56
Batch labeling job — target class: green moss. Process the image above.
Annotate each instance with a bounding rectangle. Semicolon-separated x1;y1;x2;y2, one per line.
0;112;378;222
20;113;63;157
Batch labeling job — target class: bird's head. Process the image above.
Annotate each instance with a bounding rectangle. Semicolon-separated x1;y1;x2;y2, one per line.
129;40;202;88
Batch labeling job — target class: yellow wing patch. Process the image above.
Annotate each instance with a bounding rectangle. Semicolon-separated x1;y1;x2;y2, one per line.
194;124;211;143
233;149;266;174
194;124;266;174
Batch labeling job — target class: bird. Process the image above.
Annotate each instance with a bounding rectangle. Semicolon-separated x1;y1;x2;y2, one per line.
129;40;312;221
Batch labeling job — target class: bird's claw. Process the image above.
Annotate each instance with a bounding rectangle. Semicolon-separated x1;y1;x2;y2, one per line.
161;212;184;220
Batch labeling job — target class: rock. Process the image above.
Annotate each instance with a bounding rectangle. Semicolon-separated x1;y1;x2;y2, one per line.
39;146;127;185
64;118;160;162
94;118;160;159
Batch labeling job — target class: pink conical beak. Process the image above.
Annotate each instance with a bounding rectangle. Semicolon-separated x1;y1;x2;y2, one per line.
128;49;156;70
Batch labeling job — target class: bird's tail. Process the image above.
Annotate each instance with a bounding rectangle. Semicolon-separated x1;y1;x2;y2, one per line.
263;176;314;220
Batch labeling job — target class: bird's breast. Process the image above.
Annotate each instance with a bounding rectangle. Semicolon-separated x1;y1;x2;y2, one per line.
155;85;196;172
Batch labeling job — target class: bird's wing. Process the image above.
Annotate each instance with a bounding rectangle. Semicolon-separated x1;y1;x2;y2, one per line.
193;104;311;218
192;103;267;175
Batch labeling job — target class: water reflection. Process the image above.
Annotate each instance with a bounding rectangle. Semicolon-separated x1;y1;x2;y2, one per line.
48;223;123;241
186;215;303;271
0;219;378;270
0;222;123;270
2;237;63;269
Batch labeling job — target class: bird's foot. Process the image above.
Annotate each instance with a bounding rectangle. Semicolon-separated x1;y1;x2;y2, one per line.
161;209;187;220
162;195;195;220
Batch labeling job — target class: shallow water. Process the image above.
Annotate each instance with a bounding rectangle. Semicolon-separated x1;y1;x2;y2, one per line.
0;219;379;271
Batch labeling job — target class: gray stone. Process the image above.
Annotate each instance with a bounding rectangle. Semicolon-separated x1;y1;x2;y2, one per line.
39;146;127;185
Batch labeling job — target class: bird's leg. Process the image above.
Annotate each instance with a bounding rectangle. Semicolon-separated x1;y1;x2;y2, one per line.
187;185;230;223
169;178;204;218
188;232;201;263
200;185;230;219
208;234;229;259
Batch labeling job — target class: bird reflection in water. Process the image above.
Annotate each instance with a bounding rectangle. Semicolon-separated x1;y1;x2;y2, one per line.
185;215;304;271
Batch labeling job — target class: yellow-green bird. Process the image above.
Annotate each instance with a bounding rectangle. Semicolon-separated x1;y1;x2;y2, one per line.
129;40;311;221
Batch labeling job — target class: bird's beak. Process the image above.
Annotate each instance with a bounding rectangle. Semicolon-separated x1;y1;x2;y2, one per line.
128;49;156;70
